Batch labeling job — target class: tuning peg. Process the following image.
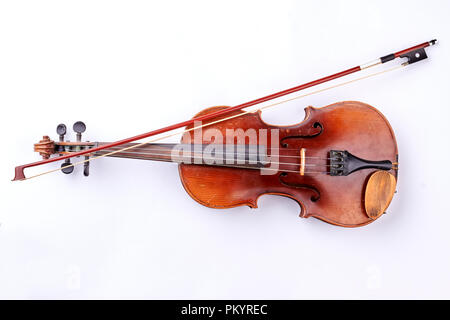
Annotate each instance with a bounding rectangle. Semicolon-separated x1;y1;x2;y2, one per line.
83;156;90;177
61;159;74;174
56;124;67;142
73;121;86;142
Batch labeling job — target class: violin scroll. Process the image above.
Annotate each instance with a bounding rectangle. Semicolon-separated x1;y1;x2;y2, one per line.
34;136;55;160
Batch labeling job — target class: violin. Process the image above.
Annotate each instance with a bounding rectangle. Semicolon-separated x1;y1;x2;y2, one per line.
14;40;437;228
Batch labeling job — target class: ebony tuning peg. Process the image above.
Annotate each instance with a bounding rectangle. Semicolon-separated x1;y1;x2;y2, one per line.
73;121;86;142
84;156;90;177
61;159;74;174
56;124;67;142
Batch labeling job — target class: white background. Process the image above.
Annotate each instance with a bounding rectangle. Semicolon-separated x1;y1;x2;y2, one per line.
1;0;450;299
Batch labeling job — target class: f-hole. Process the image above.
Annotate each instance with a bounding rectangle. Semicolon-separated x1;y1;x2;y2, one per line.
281;122;323;148
279;172;320;202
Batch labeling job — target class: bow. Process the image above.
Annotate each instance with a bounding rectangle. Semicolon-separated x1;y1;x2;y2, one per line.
12;40;437;181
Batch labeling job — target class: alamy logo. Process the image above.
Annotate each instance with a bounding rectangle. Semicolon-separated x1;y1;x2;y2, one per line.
171;121;281;175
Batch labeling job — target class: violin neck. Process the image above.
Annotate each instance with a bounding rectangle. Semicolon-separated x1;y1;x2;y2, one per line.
95;142;179;163
94;142;268;167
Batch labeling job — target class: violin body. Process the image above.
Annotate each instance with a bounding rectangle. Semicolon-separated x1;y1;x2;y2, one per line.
180;101;398;227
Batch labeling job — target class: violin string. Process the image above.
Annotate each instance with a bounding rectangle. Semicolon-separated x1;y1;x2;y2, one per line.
94;150;332;167
99;146;332;160
23;63;404;180
92;153;328;175
103;144;331;154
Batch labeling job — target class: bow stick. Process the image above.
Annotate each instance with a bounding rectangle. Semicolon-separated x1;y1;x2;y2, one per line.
12;40;437;181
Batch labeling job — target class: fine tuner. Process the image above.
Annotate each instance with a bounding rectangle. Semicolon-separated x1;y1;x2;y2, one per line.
17;40;437;227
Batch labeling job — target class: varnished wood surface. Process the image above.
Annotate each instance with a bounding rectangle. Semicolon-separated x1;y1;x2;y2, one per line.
34;136;54;159
179;102;398;227
365;171;397;220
